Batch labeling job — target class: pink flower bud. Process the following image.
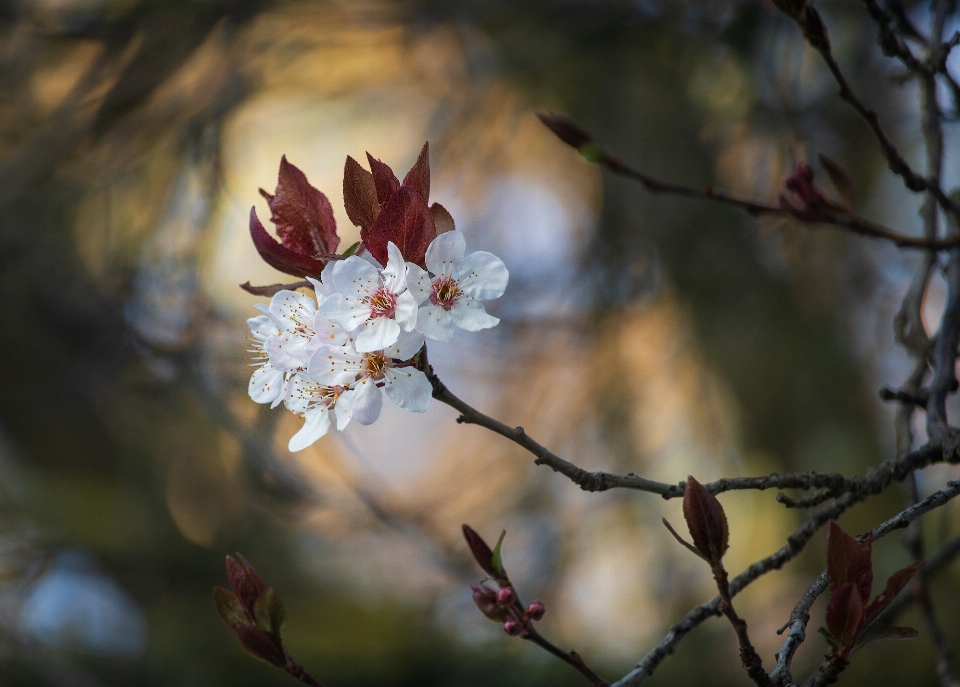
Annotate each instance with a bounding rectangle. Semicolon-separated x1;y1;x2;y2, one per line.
503;620;523;636
526;600;545;621
472;584;508;621
496;587;515;605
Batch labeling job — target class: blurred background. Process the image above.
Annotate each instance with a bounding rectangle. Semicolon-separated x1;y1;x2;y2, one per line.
1;0;959;685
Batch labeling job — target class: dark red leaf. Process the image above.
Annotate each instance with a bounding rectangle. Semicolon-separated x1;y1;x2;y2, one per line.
402;142;430;203
826;521;873;604
826;581;865;650
234;625;287;666
864;560;923;624
536;112;594;150
682;476;729;564
259;156;339;257
462;524;497;577
240;280;312;297
362;186;436;268
366;152;400;206
343;155;379;231
249;207;326;279
430;202;455;234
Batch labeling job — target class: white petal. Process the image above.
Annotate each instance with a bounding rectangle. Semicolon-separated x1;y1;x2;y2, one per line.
387;330;425;361
248;365;284;404
333;390;354;430
405;263;432;303
351;378;383;425
265;335;308;373
331;255;379;296
425;230;465;278
305;277;328;307
383;368;433;412
356;316;400;353
459;251;509;300
269;290;317;330
247;315;280;341
394;291;419;331
357;250;383;269
450;300;499;332
382;242;408;293
415;304;455;342
288;408;331;452
312;311;350;347
271;375;293;409
308;344;363;386
319;293;371;331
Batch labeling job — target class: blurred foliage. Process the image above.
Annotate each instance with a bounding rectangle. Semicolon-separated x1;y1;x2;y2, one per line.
0;0;957;686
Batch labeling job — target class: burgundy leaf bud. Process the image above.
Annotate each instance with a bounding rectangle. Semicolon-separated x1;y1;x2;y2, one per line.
682;476;729;565
496;587;515;606
471;583;508;621
526;600;546;621
503;620;524;636
226;554;268;617
462;524;497;577
536;112;594;149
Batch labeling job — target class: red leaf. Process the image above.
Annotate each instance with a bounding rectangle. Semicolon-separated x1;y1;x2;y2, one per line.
430;202;456;234
826;581;865;650
682;476;729;564
249;207;326;279
362;186;436;268
402;142;430;203
226;554;267;616
366;152;400;205
826;521;873;604
462;524;497;578
864;560;923;624
234;625;287;666
259;156;339;257
343;155;379;231
239;280;312;297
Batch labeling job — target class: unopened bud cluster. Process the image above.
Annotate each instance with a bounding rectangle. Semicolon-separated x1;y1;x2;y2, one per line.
471;582;546;636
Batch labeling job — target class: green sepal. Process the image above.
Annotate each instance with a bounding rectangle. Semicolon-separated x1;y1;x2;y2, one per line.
491;530;507;578
253;588;287;635
578;144;605;163
817;626;839;648
214;586;249;628
342;241;361;258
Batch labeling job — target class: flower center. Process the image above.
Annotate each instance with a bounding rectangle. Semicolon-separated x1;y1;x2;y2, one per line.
429;277;461;311
361;352;391;381
367;287;397;319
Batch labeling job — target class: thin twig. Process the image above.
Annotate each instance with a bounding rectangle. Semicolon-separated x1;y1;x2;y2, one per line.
713;563;772;687
430;375;951;499
524;626;609;687
808;35;960;228
537;114;960;251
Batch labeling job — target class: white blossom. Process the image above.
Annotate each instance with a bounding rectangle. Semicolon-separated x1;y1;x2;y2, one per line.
247;310;286;408
320;242;418;353
308;330;430;425
283;376;357;452
406;231;508;342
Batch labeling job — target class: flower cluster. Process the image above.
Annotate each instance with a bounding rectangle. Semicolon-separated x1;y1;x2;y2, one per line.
243;145;508;451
